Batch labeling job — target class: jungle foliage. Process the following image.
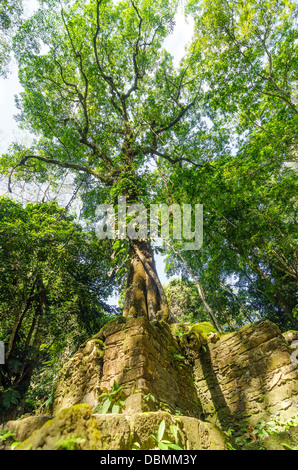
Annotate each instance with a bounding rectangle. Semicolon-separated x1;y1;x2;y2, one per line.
0;196;116;419
0;0;297;419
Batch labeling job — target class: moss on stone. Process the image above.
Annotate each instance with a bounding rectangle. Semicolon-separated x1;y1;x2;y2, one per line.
94;316;127;341
5;416;50;443
179;322;220;352
282;330;298;345
189;322;219;340
246;427;298;450
51;338;105;414
15;404;103;450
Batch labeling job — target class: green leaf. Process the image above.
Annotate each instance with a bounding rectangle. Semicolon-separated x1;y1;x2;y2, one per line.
112;381;120;391
157;420;166;442
158;441;169;450
100;397;112;414
111;403;120;414
11;441;20;450
282;443;295;450
167;443;183;450
132;441;141;450
170;424;179;443
44;396;53;408
112;240;121;250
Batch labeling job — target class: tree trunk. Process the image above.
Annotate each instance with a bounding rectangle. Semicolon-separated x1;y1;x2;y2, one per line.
123;240;176;323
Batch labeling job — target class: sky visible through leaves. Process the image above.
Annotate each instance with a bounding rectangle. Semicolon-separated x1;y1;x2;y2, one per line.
0;2;195;304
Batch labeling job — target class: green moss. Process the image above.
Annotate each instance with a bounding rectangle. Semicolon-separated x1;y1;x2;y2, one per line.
189;322;219;340
15;404;103;450
178;322;220;352
169;323;191;337
55;436;86;450
91;338;105;348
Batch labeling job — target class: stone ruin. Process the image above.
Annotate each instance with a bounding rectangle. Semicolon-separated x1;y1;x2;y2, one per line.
3;317;298;450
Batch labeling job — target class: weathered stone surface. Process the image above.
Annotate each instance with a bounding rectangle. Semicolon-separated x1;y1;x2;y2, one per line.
52;339;104;415
247;426;298;450
176;415;228;450
93;413;132;450
5;415;50;442
16;404;103;450
52;317;201;417
127;411;229;450
47;317;298;449
14;407;229;450
192;320;298;431
283;330;298;345
98;318;201;417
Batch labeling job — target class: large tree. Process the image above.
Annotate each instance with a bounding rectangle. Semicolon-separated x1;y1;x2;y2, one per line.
2;0;205;323
1;0;297;328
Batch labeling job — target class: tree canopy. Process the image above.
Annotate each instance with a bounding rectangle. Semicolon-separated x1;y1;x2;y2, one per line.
0;0;297;395
0;0;23;76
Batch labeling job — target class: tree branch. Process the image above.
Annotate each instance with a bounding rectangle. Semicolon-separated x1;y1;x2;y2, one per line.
8;154;111;192
155;101;196;135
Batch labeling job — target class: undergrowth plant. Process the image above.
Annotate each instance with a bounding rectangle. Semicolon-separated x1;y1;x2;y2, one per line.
151;419;183;450
0;428;20;450
93;381;125;414
226;415;298;450
132;419;183;450
55;436;86;450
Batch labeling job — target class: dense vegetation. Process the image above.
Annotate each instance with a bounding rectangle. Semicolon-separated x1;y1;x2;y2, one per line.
0;197;116;419
0;0;297;420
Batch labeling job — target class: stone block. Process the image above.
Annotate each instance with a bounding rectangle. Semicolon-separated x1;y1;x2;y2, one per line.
193;320;298;431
